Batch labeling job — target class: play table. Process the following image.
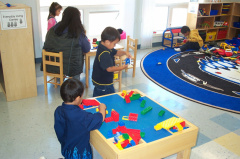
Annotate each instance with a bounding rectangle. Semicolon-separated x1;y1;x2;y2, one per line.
86;89;198;159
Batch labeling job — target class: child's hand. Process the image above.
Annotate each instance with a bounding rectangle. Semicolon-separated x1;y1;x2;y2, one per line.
122;63;128;69
126;51;133;58
99;103;107;122
99;103;106;110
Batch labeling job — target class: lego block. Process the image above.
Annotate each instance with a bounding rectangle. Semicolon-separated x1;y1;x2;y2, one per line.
141;106;152;115
130;94;141;101
154;117;183;131
121;90;127;97
125;58;130;65
104;117;113;123
130;140;136;146
158;110;165;116
125;95;131;103
122;133;129;140
180;121;186;127
140;132;145;138
140;100;146;108
124;144;132;149
129;113;138;121
121;139;130;148
96;108;108;114
115;143;123;150
82;99;100;106
138;97;144;102
79;104;84;109
118;121;125;126
111;109;119;122
175;123;183;131
128;91;134;97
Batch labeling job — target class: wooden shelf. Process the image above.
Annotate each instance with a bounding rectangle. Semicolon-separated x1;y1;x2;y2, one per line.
187;2;239;41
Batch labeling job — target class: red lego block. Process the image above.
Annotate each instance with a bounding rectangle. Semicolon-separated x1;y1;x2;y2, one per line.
129;113;138;121
79;104;84;109
82;99;100;106
128;91;134;97
104;117;113;123
180;121;186;127
111;110;120;122
172;126;177;129
125;95;131;103
121;139;130;148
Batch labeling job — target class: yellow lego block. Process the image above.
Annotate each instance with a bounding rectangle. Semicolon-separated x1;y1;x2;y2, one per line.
113;73;118;79
96;108;108;114
115;143;123;150
154;117;183;131
175;123;183;131
121;90;127;97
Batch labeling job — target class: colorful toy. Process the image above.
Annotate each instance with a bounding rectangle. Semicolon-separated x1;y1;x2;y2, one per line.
154;117;183;131
125;58;130;65
140;100;146;108
104;109;119;123
130;94;141;101
125;95;131;103
158;110;165;116
122;113;138;121
121;90;127;97
96;108;108;114
141;106;152;115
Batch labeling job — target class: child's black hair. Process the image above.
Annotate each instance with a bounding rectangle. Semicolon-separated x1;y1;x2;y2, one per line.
181;26;190;34
101;27;120;42
60;78;84;103
48;2;62;20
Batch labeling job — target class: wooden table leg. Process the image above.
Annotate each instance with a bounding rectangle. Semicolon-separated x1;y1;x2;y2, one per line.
177;148;191;159
85;55;89;88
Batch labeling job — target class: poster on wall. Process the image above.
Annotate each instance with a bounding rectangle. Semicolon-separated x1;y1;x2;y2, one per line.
188;2;198;14
0;9;27;30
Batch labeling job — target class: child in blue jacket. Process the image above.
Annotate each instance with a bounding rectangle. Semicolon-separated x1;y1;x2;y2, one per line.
54;78;106;159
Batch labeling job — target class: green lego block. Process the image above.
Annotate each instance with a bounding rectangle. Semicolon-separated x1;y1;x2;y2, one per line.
140;132;145;138
130;94;141;101
140;100;146;108
158;110;165;116
122;133;129;140
141;106;152;115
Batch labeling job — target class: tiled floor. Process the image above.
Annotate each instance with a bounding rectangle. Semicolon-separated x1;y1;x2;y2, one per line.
0;47;240;159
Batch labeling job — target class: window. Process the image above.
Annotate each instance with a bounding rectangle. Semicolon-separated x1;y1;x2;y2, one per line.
89;11;120;37
153;0;189;33
153;7;168;32
170;8;188;27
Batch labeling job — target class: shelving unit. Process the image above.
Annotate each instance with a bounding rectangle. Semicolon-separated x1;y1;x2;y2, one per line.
187;2;239;42
162;27;184;48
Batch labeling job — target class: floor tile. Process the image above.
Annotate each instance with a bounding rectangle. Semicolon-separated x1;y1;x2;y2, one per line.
214;132;240;156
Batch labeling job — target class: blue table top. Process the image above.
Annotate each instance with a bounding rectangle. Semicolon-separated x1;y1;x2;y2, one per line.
86;93;178;143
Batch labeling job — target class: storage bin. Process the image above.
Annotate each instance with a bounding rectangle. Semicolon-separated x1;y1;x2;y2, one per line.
217;30;227;39
206;32;217;41
233;22;240;28
210;10;218;15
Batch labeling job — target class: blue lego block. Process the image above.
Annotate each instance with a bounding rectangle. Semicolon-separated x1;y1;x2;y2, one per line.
124;144;132;149
125;58;130;65
130;140;136;146
118;121;125;126
138;97;144;102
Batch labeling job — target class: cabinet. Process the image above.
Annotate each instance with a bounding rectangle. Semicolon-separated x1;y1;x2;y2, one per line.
0;3;37;101
228;2;240;39
187;2;239;42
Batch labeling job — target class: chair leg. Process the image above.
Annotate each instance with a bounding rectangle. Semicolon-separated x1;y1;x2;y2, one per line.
119;71;122;92
54;77;57;88
60;76;64;86
133;59;136;77
44;75;48;95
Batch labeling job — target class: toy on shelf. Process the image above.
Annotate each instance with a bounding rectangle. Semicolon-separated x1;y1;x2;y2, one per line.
202;21;210;29
199;8;207;16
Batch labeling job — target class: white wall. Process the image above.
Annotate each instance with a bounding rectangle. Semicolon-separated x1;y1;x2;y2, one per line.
1;0;42;58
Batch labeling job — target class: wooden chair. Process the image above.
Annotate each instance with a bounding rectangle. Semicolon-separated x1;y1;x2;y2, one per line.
113;57;123;92
122;36;138;77
42;49;70;95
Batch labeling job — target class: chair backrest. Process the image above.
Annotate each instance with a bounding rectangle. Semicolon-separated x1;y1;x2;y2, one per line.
126;36;138;58
42;49;63;77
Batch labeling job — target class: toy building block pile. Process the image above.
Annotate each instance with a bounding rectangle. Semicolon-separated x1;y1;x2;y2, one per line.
202;38;240;64
121;90;141;103
79;99;100;109
154;117;188;133
112;121;143;150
